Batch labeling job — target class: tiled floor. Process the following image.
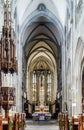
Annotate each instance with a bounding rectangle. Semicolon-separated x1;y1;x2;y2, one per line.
25;125;59;130
25;120;59;130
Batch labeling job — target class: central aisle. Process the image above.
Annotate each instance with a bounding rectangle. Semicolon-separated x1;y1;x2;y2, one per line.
25;125;59;130
25;120;59;130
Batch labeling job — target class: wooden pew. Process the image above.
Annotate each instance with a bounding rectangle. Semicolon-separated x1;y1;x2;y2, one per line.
0;112;25;130
2;118;8;130
72;116;78;130
0;114;2;130
21;113;25;130
64;114;69;130
78;114;84;130
18;114;22;130
13;113;23;130
18;113;25;130
12;113;19;130
58;113;65;130
58;113;84;130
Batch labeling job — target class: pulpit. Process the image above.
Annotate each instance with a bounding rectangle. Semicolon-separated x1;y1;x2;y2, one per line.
0;0;17;118
0;1;19;130
1;87;16;117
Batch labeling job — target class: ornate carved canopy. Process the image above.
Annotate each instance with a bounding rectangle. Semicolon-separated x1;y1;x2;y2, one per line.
0;0;17;74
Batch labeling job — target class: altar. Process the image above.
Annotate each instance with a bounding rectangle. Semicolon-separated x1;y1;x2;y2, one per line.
32;105;51;121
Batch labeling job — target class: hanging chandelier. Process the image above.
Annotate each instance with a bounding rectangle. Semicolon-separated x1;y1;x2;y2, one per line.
0;0;17;74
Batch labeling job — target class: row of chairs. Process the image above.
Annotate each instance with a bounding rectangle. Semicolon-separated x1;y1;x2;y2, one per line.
58;113;84;130
0;113;25;130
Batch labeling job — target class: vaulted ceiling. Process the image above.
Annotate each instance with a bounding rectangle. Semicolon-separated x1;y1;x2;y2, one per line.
23;16;61;61
5;0;67;27
17;0;67;27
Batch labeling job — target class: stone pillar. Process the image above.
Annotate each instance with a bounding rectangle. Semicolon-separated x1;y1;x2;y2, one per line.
16;42;22;112
62;41;66;112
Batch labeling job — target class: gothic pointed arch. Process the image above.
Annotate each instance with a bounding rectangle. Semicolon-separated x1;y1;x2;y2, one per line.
19;2;64;116
73;37;84;114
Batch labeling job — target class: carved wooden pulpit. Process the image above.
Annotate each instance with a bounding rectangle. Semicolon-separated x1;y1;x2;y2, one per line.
1;87;16;117
0;0;17;117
